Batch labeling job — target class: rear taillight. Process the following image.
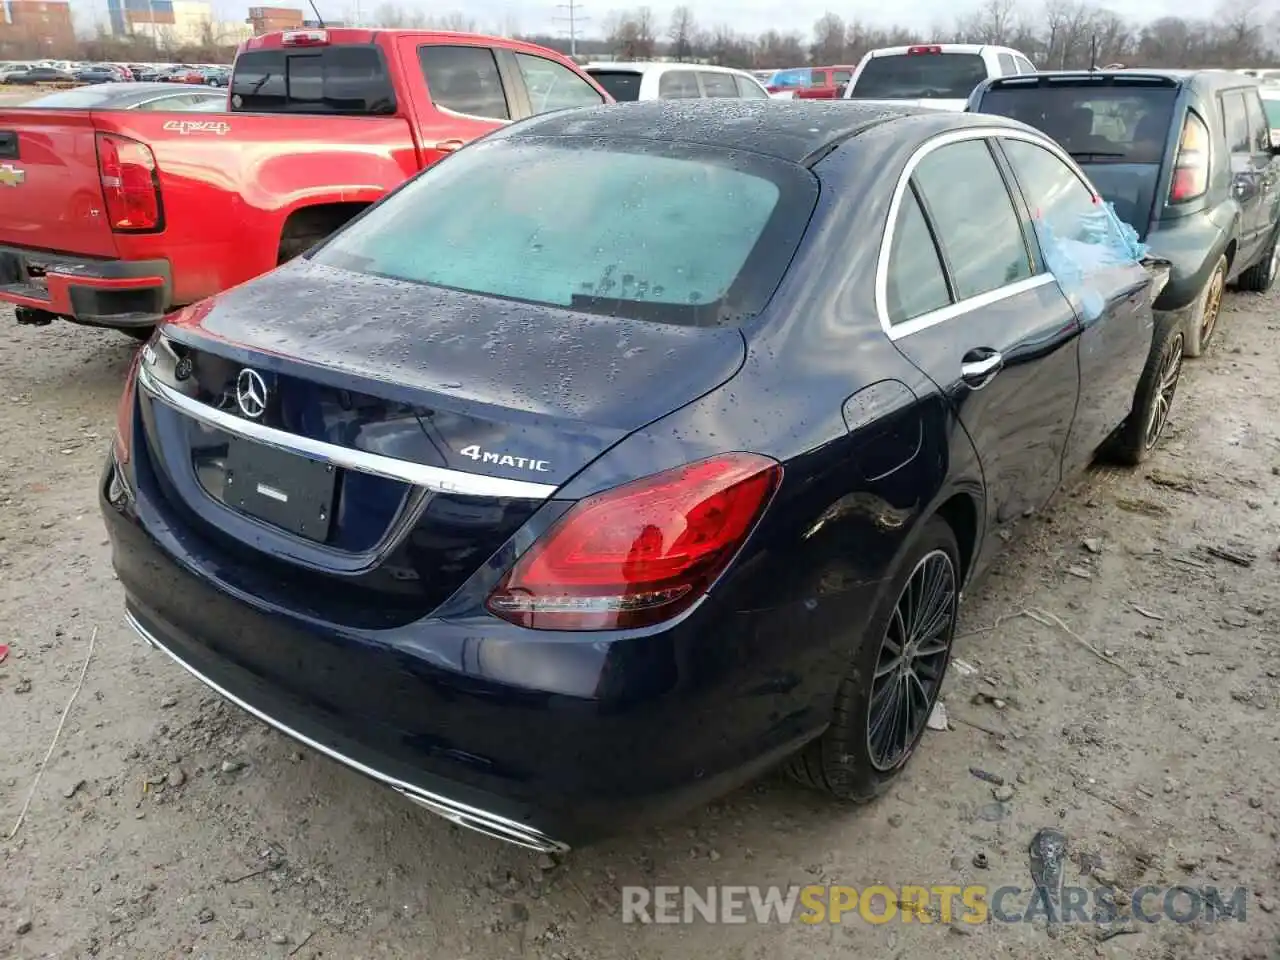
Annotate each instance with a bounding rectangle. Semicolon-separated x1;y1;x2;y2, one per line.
96;132;163;232
1169;110;1209;204
487;453;782;631
907;45;943;55
112;343;147;465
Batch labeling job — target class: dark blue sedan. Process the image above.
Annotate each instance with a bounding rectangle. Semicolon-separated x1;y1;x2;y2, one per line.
102;100;1180;851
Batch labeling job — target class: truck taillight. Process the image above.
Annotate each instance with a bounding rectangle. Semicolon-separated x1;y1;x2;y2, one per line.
907;45;943;55
486;453;782;631
1169;110;1209;204
96;132;163;232
282;29;328;46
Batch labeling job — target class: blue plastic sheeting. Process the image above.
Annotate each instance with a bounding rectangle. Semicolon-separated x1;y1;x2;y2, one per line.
1033;200;1148;322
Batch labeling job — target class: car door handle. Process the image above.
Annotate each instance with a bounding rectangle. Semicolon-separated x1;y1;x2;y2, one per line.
960;349;1003;387
434;138;466;153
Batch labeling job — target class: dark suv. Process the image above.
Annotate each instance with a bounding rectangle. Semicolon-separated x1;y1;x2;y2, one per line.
969;70;1280;357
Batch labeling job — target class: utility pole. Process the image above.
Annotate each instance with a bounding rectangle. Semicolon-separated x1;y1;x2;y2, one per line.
553;0;587;58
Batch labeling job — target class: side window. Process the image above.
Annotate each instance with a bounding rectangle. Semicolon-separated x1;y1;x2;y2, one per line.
700;72;739;98
1001;138;1098;248
1221;91;1250;153
913;139;1033;299
418;45;509;120
658;70;701;99
514;52;603;114
886;186;953;323
1014;56;1035;74
998;53;1017;75
734;75;769;99
833;69;852;86
1242;90;1270;153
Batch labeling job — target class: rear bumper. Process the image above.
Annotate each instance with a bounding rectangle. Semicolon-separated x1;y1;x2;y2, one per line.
101;451;826;848
0;245;171;327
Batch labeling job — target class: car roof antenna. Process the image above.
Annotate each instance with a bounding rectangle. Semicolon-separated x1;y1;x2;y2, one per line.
306;0;325;27
1089;34;1098;73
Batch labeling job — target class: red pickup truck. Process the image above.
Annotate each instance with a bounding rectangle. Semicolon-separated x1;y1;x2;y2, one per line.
763;65;856;99
0;28;611;336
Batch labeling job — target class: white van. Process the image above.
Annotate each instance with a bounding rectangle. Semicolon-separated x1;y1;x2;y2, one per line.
584;62;773;102
844;43;1036;111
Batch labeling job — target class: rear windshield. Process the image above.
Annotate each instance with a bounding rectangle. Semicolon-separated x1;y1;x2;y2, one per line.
851;52;988;99
230;45;395;115
588;70;642;101
310;137;818;327
21;86;135;108
980;85;1178;163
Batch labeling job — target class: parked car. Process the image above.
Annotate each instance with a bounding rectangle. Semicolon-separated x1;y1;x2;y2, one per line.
130;64;162;82
0;64;31;82
845;43;1035;110
202;66;230;87
969;69;1280;357
103;100;1179;851
73;64;129;84
584;61;769;101
761;65;856;99
19;82;227;112
5;66;74;84
0;28;610;337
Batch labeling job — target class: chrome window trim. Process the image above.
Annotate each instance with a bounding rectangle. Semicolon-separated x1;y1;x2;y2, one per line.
875;125;1090;340
136;364;558;500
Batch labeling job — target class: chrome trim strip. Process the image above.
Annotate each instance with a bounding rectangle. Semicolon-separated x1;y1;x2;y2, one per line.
874;125;1092;339
125;611;570;853
136;365;558;500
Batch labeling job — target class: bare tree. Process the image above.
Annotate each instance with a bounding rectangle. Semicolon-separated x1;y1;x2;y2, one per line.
606;8;656;59
957;0;1018;44
757;29;806;67
668;5;696;61
810;12;846;64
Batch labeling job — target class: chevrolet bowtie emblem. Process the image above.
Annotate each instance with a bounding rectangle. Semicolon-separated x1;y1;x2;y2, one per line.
0;164;25;187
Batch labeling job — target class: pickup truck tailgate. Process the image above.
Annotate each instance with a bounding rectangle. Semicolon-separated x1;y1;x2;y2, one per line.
0;111;117;258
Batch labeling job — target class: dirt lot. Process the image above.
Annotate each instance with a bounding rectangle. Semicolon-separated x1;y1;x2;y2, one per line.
1;290;1278;960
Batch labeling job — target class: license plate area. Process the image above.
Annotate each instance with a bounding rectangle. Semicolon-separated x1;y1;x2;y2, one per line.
223;437;337;542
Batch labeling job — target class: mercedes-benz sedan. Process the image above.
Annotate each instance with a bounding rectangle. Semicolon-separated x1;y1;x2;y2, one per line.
103;100;1179;851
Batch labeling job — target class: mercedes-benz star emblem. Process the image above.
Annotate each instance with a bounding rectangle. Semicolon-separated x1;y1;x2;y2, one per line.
235;368;268;420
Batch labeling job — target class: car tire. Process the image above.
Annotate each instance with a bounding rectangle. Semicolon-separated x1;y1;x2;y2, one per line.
786;516;960;802
1105;311;1184;466
1183;254;1226;358
1235;235;1279;293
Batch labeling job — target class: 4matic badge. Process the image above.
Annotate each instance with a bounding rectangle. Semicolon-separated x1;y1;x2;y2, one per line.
458;445;550;473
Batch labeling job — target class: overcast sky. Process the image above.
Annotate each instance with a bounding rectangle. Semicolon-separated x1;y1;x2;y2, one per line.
80;0;1197;39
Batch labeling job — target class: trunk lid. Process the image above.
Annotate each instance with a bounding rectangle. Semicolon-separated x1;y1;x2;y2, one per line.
134;260;747;625
0;110;117;258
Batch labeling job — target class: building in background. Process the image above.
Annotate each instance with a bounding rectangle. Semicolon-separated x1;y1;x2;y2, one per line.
246;5;303;35
107;0;249;48
0;0;75;57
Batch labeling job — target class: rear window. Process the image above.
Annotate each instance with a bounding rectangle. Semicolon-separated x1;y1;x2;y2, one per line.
979;85;1178;163
851;52;988;100
587;69;642;102
310;137;818;327
22;86;137;108
230;45;395;115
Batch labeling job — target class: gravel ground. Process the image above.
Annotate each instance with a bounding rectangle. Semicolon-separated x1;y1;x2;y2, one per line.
1;289;1278;960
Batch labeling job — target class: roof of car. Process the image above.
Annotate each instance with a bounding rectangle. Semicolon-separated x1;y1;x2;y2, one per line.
504;98;958;164
584;61;755;77
868;43;1026;57
990;68;1260;90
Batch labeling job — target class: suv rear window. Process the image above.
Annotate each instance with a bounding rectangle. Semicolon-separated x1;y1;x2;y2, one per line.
979;84;1178;163
310;137;818;327
587;69;642;102
230;45;395;115
851;53;988;99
